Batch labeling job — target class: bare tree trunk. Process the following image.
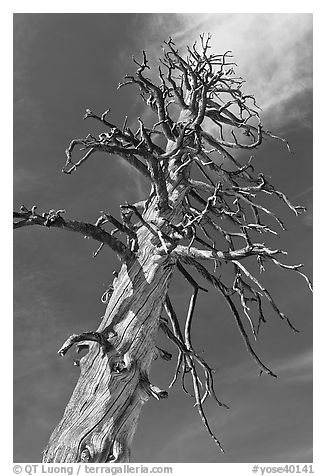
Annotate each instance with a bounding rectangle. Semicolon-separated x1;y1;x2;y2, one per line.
43;161;185;463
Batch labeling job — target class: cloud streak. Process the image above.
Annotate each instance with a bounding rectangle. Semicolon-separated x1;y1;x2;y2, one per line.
154;348;312;461
143;13;312;130
216;349;313;386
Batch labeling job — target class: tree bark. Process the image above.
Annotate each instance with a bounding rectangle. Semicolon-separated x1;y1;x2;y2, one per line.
43;159;187;463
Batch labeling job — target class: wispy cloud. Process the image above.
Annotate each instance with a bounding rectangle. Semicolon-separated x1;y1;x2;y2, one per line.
273;349;313;383
301;199;313;228
154;348;312;461
144;14;312;130
212;348;313;387
273;444;313;462
13;167;39;192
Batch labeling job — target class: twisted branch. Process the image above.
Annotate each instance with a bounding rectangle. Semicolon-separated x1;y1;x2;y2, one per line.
13;207;133;261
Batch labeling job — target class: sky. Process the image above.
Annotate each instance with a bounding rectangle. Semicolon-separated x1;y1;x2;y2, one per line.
13;13;313;463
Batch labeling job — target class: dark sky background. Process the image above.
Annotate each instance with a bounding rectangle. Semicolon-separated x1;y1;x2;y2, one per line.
13;13;312;463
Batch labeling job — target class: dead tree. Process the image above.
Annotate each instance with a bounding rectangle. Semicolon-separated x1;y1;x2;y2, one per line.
14;35;312;463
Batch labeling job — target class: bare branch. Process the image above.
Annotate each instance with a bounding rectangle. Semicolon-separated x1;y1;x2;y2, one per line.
171;243;287;262
177;262;208;351
178;256;277;377
58;331;112;356
160;318;226;452
233;260;299;332
13;207;133;261
268;258;313;292
62;134;151;179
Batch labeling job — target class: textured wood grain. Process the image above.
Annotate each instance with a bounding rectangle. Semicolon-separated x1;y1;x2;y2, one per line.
43;158;188;463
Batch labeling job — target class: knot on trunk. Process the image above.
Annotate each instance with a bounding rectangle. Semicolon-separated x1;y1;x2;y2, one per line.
139;373;169;400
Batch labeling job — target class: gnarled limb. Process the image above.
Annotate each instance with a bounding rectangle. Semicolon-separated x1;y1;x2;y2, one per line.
179;256;278;378
176;261;208;351
171;243;287;262
160;317;227;453
13;206;133;262
58;331;113;357
62;133;150;178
